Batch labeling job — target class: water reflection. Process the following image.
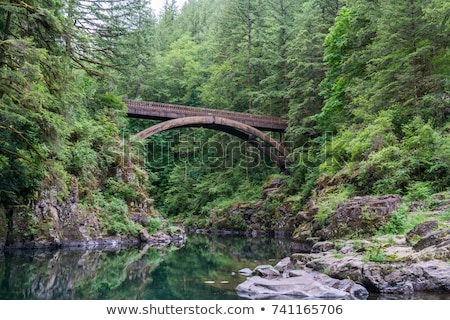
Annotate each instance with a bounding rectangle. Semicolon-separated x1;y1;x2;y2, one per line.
1;235;447;300
0;235;291;300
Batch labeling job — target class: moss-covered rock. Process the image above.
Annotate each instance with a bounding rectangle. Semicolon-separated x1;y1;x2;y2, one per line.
292;194;402;241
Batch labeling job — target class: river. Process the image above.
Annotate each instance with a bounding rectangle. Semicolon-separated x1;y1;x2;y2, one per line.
0;234;448;300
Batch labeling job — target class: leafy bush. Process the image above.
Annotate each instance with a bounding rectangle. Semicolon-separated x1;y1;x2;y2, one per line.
363;243;387;263
146;218;163;234
439;210;450;223
316;112;449;198
405;182;434;202
314;184;355;224
83;193;141;237
381;203;408;235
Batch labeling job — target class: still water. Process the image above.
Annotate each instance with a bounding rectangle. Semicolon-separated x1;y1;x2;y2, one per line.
0;234;291;300
1;234;448;300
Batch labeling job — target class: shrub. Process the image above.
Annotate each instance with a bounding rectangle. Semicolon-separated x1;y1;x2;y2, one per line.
146;218;163;235
381;203;408;235
439;210;450;223
314;184;355;225
84;194;141;237
363;243;387;263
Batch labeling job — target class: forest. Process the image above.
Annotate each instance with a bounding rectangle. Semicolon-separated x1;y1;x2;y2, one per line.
0;0;449;244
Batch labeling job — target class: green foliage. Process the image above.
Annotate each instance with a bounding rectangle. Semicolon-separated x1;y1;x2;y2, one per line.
405;182;434;202
318;111;450;197
84;193;141;237
0;0;155;239
381;203;408;235
2;0;449;240
439;210;450;223
146;218;163;235
230;212;247;231
363;243;387;263
314;185;355;224
105;178;141;204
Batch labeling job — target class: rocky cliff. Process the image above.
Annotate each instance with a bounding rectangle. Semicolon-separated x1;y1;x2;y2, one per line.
1;176;180;250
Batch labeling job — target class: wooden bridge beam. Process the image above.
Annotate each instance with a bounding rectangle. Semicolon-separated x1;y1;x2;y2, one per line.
124;99;288;132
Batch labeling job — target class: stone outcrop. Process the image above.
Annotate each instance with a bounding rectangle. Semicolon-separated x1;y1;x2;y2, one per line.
290;234;450;295
236;258;369;300
6;179;94;249
413;229;450;252
239;219;449;298
138;229;186;247
293;195;402;241
406;220;439;245
2;177;183;250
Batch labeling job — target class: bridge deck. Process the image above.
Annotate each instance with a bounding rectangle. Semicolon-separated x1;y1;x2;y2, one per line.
124;99;287;132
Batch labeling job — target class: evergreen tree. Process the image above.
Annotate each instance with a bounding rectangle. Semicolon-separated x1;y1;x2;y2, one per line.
1;0;70;203
62;0;129;74
421;0;450;124
205;0;261;112
363;0;438;119
114;0;157;99
157;0;180;52
256;0;299;116
286;0;338;145
318;0;376;132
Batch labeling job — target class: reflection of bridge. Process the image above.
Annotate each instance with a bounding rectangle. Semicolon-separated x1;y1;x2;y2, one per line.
124;99;290;168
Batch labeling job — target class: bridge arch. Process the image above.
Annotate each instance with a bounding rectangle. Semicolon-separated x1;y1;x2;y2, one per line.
136;116;290;168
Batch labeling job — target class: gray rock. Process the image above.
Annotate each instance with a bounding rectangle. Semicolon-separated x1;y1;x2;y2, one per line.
305;254;365;284
413;229;450;251
409;260;450;292
254;265;280;278
339;245;354;254
239;268;254;276
139;228;151;242
303;247;450;295
236;271;368;300
311;241;335;253
362;259;450;294
289;238;317;253
406;220;439;244
293;195;402;241
274;257;293;272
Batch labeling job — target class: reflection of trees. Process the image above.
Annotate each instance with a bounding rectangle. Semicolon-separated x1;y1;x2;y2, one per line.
73;245;172;299
0;245;175;299
0;235;291;299
146;234;292;299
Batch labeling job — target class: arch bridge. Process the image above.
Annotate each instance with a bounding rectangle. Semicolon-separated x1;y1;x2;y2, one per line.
124;99;290;168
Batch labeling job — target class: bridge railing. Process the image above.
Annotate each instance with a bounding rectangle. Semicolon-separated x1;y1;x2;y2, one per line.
123;99;287;127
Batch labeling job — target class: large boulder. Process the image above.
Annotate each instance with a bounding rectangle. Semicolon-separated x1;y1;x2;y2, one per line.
295;240;450;295
319;195;402;239
293;195;402;241
406;220;439;245
236;270;368;300
362;260;450;294
413;229;450;252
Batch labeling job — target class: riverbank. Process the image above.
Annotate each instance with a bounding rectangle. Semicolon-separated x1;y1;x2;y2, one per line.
0;181;186;251
235;230;450;299
181;186;450;298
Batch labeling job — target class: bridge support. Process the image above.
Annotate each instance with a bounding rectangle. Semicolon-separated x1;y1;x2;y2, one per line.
136;116;290;169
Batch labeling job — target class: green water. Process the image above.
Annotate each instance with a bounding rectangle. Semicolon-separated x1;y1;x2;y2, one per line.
0;234;291;300
1;234;448;300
